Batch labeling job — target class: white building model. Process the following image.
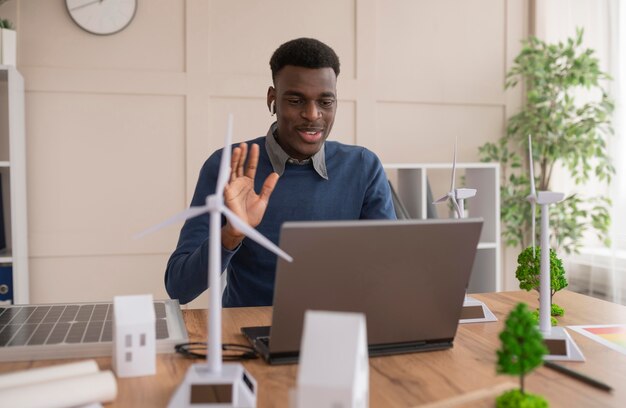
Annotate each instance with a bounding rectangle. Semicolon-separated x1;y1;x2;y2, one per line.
293;311;369;408
112;294;156;378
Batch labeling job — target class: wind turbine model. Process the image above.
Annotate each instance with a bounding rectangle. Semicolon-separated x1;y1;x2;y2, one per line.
433;138;496;324
527;135;584;361
433;137;477;219
138;114;293;407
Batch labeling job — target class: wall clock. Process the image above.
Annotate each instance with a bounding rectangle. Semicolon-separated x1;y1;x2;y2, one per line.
65;0;137;35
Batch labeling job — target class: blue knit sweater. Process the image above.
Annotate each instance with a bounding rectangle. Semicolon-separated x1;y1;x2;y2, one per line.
165;136;396;307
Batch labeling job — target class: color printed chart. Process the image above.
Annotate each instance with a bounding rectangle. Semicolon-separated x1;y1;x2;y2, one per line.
568;324;626;355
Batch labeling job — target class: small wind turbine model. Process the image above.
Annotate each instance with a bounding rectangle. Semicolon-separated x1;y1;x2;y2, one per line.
433;137;496;324
526;135;584;361
138;114;293;407
433;137;477;219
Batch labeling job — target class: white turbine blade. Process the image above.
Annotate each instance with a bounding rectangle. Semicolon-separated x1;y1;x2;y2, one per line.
450;137;458;191
528;134;536;196
433;193;449;204
221;206;293;263
134;206;209;239
215;114;234;196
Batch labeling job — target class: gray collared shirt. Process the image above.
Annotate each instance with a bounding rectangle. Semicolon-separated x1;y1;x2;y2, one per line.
264;122;328;180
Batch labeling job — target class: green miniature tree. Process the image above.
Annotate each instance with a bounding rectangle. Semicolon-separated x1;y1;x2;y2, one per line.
516;246;568;318
531;310;558;327
496;303;548;407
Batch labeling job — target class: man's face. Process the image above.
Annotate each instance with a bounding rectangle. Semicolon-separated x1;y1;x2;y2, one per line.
268;66;337;160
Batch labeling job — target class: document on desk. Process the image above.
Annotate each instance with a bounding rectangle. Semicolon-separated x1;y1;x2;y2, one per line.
0;359;116;407
567;324;626;356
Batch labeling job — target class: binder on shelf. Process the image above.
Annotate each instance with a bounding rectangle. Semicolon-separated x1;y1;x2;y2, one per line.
0;176;5;251
0;264;12;304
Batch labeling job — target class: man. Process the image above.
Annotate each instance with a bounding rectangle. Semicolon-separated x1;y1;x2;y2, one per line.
166;38;396;307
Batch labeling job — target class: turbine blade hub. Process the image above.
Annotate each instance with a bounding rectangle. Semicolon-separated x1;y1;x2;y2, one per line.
206;194;224;210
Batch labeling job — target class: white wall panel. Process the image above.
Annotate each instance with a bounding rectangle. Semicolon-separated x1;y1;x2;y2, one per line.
26;93;185;257
376;0;505;105
19;0;185;72
30;255;170;304
208;0;356;79
374;102;504;163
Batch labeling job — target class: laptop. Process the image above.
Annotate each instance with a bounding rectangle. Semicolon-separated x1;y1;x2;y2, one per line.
241;218;483;365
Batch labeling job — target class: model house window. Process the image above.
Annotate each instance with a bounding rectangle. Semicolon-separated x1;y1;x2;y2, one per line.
125;334;132;347
126;351;132;362
140;333;146;347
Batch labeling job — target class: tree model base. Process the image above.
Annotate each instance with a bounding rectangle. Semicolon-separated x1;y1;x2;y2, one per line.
496;389;548;408
542;326;585;362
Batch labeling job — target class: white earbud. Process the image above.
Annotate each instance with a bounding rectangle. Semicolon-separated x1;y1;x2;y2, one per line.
270;101;276;116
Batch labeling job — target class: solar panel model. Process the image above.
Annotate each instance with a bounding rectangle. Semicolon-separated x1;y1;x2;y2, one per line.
0;299;188;362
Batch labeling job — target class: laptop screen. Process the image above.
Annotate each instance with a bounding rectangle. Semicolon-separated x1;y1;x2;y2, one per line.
267;218;483;354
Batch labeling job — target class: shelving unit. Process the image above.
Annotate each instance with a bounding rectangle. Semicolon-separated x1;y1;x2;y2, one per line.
0;65;29;304
384;163;501;293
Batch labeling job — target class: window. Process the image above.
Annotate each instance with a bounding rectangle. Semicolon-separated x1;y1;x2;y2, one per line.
545;0;626;305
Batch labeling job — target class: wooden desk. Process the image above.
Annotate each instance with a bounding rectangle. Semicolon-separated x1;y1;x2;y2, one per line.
1;291;625;407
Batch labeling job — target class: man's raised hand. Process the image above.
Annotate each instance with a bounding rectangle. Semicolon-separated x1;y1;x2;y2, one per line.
221;143;279;249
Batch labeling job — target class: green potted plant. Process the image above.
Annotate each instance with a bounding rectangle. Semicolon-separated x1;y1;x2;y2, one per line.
496;302;549;407
479;28;614;256
0;17;16;66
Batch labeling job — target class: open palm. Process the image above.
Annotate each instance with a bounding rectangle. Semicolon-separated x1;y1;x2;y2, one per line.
223;143;278;241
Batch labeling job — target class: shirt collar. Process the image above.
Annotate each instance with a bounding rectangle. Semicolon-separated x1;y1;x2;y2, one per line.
265;122;328;180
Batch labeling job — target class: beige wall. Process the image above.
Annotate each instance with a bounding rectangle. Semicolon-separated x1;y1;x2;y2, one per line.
1;0;529;306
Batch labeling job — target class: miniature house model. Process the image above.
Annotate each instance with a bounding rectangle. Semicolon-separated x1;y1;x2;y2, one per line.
112;294;156;378
293;310;369;408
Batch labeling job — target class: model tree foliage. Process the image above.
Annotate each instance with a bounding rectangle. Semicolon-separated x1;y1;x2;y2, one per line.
496;303;548;408
516;246;567;314
479;28;614;254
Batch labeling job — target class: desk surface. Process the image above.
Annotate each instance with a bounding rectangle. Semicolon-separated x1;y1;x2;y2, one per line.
1;290;625;407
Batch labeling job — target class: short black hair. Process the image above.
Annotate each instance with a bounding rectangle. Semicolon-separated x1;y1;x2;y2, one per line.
270;38;340;81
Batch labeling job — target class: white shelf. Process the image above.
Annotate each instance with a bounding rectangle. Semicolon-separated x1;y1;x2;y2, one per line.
477;242;498;250
0;248;11;263
384;163;501;293
0;66;29;304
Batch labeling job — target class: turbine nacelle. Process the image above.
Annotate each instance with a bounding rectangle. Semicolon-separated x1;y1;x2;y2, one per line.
206;194;223;210
455;188;477;200
536;191;564;205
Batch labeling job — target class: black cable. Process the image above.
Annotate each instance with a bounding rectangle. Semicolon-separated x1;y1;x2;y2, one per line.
175;342;258;361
